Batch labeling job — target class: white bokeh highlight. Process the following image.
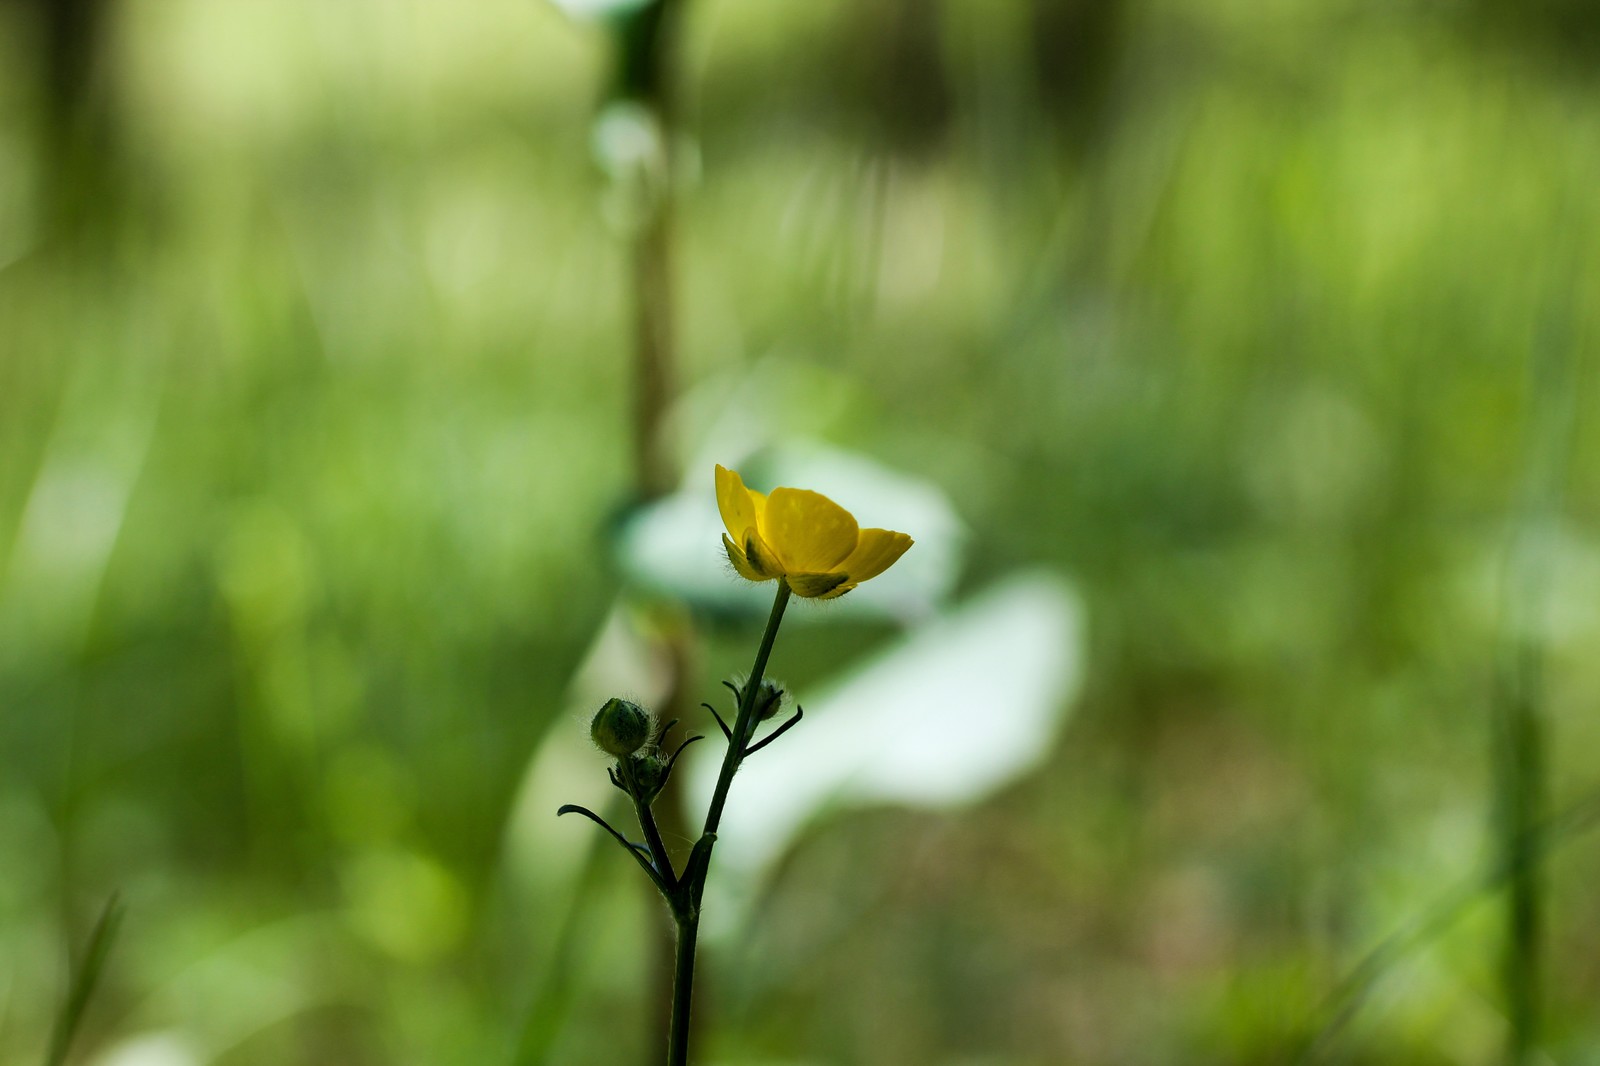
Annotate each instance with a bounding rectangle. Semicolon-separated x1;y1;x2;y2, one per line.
686;570;1084;931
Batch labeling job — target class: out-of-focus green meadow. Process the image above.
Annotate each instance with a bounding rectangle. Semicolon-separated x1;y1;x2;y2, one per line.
3;1;1600;1063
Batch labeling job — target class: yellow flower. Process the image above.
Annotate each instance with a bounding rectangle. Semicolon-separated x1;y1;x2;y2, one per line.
715;464;913;599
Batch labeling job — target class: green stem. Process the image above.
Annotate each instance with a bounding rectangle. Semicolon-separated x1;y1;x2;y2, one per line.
667;916;699;1066
1497;640;1544;1066
664;579;792;1066
702;580;791;840
46;893;124;1066
623;761;679;891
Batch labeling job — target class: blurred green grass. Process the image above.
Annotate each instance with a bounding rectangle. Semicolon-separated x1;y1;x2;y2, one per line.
3;0;1600;1062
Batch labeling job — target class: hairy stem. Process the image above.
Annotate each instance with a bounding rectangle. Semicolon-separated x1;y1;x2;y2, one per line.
702;580;792;840
667;915;699;1066
665;579;792;1065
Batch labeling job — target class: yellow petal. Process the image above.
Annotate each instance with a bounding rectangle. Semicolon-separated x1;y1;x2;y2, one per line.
742;528;784;579
762;488;859;573
722;533;772;582
715;466;760;543
788;572;850;598
838;528;913;584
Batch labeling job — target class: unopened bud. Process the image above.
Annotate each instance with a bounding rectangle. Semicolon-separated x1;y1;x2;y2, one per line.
591;698;651;757
750;678;786;722
626;749;670;804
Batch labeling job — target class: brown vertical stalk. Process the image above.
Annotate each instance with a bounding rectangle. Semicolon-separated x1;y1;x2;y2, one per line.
624;0;685;499
31;0;119;243
631;211;676;499
618;2;691;1058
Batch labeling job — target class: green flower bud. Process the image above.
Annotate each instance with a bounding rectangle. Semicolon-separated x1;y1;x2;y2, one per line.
626;749;670;804
750;678;786;722
591;698;651;757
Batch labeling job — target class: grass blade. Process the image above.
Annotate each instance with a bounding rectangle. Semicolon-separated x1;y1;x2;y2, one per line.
44;893;125;1066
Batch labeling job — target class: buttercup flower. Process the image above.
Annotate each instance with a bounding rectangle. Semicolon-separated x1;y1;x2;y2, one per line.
716;464;913;599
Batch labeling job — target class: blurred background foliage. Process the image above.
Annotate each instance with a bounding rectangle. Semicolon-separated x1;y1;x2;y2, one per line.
2;0;1600;1063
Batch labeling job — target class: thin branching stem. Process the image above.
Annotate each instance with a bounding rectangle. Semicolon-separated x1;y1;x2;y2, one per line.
556;805;670;895
702;703;732;742
666;579;793;1066
701;581;792;841
743;706;804;757
621;763;679;892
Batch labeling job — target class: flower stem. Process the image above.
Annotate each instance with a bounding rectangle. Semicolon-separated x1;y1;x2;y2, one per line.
622;760;679;891
702;580;792;839
666;579;792;1066
667;915;699;1066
